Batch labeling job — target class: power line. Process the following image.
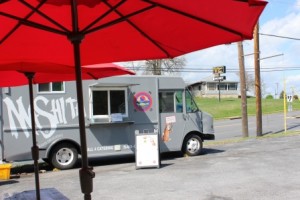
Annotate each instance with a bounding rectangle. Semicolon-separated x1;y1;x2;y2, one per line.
259;33;300;40
127;67;300;73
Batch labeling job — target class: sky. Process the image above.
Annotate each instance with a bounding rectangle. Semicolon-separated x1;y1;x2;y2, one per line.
120;0;300;98
182;0;300;98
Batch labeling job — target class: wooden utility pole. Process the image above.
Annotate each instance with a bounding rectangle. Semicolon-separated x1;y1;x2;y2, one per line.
254;23;263;137
237;41;249;137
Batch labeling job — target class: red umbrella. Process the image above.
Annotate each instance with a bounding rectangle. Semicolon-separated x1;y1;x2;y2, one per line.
0;62;134;200
0;62;135;87
0;1;267;65
0;1;267;199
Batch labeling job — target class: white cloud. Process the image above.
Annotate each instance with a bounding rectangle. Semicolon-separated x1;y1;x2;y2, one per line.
295;0;300;10
285;74;300;94
258;5;300;95
260;13;300;58
182;43;240;83
121;1;300;96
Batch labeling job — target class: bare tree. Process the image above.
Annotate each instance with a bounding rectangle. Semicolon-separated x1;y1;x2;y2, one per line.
260;77;267;98
122;61;143;73
236;71;255;92
144;57;186;75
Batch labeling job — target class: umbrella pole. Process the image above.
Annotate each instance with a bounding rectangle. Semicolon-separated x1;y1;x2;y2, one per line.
25;72;41;200
70;1;95;200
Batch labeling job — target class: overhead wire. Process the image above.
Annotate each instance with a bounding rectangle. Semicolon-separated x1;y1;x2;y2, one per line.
260;33;300;41
126;66;300;73
126;30;300;74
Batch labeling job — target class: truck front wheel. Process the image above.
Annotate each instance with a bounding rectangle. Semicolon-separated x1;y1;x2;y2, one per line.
50;143;78;170
183;134;203;156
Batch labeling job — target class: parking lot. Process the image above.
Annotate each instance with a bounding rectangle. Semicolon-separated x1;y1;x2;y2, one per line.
1;134;300;200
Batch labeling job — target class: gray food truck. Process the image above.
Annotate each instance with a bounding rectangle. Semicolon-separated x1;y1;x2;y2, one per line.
0;76;214;169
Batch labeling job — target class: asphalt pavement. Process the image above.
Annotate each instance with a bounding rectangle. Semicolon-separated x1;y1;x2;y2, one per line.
1;133;300;200
214;110;300;140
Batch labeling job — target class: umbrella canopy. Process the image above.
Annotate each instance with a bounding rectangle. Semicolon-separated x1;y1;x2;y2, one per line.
0;1;267;199
0;62;134;200
0;0;267;65
0;62;135;87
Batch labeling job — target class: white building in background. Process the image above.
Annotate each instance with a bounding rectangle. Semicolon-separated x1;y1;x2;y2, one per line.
187;75;239;98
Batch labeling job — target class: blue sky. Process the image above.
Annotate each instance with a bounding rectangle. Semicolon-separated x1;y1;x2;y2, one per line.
182;0;300;97
121;1;300;98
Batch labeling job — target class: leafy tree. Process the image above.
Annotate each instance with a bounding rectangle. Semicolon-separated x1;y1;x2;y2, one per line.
280;90;285;99
265;94;274;99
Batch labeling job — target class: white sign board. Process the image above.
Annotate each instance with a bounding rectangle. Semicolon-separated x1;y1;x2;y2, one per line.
287;95;293;103
213;75;226;81
110;113;123;122
166;115;176;124
135;132;160;169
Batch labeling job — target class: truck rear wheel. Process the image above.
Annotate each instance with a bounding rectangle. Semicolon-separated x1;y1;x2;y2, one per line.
183;134;203;156
50;143;78;170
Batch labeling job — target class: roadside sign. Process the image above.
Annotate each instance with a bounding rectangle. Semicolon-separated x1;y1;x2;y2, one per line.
212;65;226;82
287;95;293;102
213;66;226;74
213;76;226;81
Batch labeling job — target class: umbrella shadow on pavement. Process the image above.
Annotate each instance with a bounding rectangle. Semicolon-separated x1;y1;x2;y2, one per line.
3;188;68;200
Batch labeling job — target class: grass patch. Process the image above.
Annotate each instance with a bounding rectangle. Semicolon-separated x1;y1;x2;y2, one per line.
258;130;300;139
205;131;300;147
205;137;250;146
195;97;300;120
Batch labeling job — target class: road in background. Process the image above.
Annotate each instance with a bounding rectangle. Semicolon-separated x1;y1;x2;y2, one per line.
214;110;300;140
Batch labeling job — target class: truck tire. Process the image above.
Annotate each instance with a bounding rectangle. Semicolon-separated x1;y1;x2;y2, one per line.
183;134;203;156
50;143;78;170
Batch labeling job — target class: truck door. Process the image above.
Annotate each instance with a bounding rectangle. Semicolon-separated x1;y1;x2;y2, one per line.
159;90;186;152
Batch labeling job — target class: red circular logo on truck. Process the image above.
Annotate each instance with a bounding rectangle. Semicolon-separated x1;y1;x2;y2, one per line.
134;92;152;111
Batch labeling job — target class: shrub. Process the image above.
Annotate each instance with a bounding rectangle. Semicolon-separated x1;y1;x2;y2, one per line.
266;94;274;99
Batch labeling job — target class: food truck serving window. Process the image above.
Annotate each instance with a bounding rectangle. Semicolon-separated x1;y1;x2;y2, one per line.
91;87;128;119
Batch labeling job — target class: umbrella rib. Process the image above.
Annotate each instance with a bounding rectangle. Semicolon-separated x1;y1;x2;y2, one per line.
102;1;171;57
20;0;70;32
86;72;98;80
85;4;155;35
82;0;126;33
0;11;67;36
0;1;44;44
143;0;247;38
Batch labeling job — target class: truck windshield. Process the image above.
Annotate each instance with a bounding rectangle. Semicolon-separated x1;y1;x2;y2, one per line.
185;89;199;113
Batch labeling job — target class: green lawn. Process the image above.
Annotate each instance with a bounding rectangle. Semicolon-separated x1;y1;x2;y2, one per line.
195;97;300;120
